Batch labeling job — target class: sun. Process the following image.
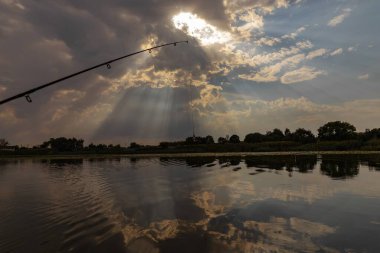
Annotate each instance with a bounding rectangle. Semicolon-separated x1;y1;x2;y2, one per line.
172;12;231;46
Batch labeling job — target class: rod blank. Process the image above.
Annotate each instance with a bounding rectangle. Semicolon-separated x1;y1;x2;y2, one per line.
0;40;188;106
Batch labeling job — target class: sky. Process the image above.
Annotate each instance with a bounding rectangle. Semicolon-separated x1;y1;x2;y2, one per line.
0;0;379;145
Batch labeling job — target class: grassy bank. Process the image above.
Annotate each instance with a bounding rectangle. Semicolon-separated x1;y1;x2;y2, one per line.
1;139;380;159
1;150;380;160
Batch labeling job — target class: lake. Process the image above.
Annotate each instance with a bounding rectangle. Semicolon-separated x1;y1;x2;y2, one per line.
1;155;380;252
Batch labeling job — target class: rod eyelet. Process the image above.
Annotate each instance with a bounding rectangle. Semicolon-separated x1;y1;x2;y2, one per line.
25;95;32;103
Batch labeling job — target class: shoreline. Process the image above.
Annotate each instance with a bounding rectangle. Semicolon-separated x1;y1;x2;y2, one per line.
1;150;380;160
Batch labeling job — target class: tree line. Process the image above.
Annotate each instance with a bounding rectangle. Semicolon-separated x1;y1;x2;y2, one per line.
1;121;380;154
179;121;380;145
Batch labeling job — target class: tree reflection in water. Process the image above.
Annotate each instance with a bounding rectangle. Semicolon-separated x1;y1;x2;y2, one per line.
320;156;359;179
244;155;317;173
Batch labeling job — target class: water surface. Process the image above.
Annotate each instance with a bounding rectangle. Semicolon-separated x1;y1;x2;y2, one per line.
1;155;380;252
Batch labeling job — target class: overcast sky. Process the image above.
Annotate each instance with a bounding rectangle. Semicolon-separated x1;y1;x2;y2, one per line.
0;0;379;145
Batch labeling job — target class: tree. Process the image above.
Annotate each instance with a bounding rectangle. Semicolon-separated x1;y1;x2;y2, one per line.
129;142;140;149
244;133;264;143
185;137;195;144
40;141;50;149
194;137;206;144
229;134;240;143
218;137;227;144
265;128;284;141
284;128;292;141
45;137;84;152
318;121;357;141
0;139;9;147
292;128;315;143
361;128;380;141
96;144;107;150
159;142;170;148
185;136;213;145
205;135;215;144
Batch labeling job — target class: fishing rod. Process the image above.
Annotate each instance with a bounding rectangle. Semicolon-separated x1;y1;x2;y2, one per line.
0;40;188;106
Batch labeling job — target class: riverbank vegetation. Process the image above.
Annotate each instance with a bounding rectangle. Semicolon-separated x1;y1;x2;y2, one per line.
1;121;380;155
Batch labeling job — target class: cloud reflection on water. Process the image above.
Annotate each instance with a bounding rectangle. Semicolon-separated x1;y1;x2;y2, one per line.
1;155;380;252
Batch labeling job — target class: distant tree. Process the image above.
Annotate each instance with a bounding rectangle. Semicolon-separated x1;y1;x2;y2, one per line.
205;135;215;144
361;128;380;141
185;136;214;145
194;137;205;144
318;121;357;141
159;142;170;148
185;137;195;144
96;144;107;150
266;128;284;141
284;128;292;141
244;133;264;143
46;137;84;152
371;128;380;139
129;142;140;149
218;137;227;144
292;128;315;143
229;134;240;143
0;139;9;147
40;141;50;149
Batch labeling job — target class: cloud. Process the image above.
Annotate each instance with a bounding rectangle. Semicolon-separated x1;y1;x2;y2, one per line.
50;89;86;103
191;84;223;108
0;107;21;126
238;42;322;83
281;67;325;84
358;74;369;80
328;8;352;27
0;0;300;145
225;1;305;41
330;48;343;56
249;40;312;66
282;26;306;40
0;0;378;145
0;0;25;10
195;96;380;138
240;53;306;82
225;0;296;17
0;85;7;93
234;9;264;40
306;48;327;60
255;37;281;47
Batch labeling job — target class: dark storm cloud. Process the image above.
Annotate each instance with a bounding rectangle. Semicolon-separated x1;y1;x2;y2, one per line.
0;0;227;99
0;0;228;144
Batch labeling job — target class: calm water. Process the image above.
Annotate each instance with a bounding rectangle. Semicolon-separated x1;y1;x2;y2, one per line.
1;155;380;253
